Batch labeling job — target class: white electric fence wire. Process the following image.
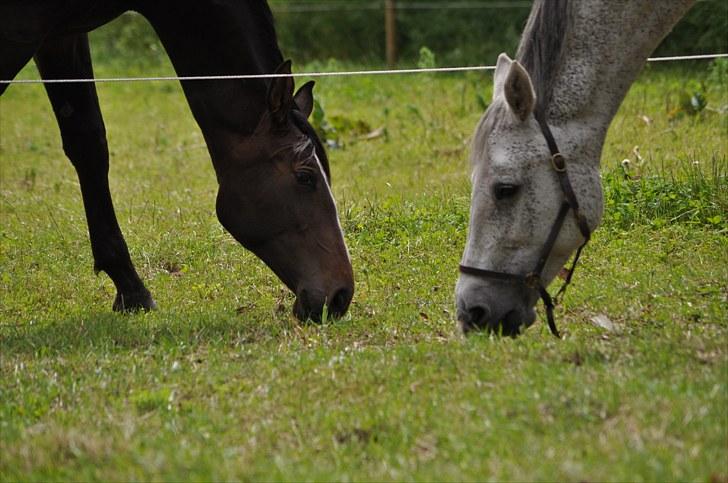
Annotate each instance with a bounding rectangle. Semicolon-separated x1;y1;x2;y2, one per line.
272;0;713;12
272;1;533;12
1;53;726;86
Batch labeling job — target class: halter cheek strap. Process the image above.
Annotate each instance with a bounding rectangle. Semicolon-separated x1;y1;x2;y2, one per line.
458;113;592;338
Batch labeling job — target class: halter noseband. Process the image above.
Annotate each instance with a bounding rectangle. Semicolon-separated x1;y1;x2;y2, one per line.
459;113;592;338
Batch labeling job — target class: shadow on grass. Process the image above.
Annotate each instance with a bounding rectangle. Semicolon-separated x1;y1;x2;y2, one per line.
0;309;293;357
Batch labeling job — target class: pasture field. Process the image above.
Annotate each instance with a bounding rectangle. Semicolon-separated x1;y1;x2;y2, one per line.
1;58;726;481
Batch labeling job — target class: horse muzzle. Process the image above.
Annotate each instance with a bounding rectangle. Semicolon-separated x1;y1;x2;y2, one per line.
293;285;353;322
455;276;537;336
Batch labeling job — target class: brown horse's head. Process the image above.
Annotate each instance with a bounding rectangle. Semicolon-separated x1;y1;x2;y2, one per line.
215;62;353;321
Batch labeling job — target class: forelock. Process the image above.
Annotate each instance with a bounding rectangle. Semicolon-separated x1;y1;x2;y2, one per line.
290;109;331;183
470;101;508;168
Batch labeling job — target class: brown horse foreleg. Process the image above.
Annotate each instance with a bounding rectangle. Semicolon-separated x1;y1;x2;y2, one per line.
33;33;155;312
0;41;37;96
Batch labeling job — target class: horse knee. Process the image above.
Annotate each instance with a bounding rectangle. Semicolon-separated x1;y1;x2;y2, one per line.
60;128;109;170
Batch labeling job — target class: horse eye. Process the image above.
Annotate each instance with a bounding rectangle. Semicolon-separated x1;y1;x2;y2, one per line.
295;170;317;189
494;183;520;200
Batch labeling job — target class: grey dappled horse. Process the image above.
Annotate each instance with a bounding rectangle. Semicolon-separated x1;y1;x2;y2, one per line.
457;0;696;336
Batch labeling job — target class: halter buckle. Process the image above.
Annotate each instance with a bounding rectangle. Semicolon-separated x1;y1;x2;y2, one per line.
551;153;567;172
524;272;541;289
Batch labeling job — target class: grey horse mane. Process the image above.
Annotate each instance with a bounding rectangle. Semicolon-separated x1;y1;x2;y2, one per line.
515;0;571;119
471;0;570;165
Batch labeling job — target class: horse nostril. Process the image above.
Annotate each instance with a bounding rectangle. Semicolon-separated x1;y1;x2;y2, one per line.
458;304;490;335
293;289;313;321
328;288;351;318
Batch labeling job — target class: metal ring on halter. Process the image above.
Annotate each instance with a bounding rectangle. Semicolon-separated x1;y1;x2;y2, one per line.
524;272;541;289
551;153;567;172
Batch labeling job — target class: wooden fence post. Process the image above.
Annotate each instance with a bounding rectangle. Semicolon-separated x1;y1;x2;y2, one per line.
385;0;398;67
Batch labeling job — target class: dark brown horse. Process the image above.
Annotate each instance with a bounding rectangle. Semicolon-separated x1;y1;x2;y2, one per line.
0;0;354;321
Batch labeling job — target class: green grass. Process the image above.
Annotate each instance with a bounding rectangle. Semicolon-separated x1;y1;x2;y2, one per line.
1;57;726;481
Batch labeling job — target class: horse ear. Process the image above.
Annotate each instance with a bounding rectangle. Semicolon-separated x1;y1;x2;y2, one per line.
493;53;513;100
504;60;536;122
267;60;295;124
294;81;316;119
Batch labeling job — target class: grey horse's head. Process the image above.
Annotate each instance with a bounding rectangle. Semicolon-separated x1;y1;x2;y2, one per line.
455;53;603;336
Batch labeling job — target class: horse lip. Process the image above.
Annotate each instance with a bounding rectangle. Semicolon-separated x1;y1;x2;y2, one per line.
292;296;310;321
506;308;538;334
499;309;526;337
292;288;327;322
458;317;481;335
458;308;529;337
456;305;487;334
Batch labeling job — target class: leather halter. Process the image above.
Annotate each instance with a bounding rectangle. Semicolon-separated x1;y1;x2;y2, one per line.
459;113;591;338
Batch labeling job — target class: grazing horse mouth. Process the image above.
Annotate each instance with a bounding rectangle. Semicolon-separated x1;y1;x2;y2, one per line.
293;287;352;322
458;306;536;337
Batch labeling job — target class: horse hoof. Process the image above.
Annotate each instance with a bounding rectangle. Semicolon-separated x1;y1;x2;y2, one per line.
112;290;157;313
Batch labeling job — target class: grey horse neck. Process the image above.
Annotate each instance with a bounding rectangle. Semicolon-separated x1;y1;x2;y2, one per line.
517;0;696;134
